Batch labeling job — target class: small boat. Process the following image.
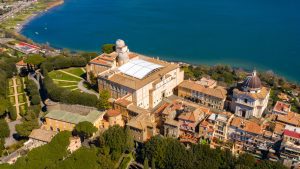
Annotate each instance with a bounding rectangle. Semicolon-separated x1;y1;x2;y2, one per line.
44;27;47;30
35;32;39;35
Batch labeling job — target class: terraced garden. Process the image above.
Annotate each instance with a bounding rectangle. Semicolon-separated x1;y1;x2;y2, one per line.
48;67;86;91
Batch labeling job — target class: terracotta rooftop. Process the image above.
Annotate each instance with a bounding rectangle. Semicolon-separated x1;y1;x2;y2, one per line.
230;117;263;135
89;53;117;66
178;111;197;122
277;111;300;126
127;113;156;130
274;122;285;135
16;59;27;66
106;109;121;117
29;129;57;143
179;80;227;100
115;97;132;107
273;101;291;114
196;77;217;88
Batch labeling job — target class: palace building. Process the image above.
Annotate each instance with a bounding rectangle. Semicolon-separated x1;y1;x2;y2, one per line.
86;39;184;110
231;70;270;119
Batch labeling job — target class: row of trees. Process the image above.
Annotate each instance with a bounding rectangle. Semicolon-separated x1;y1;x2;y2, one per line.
0;56;19;156
182;65;243;86
37;54;112;109
0;119;10;156
24;79;41;106
0;56;18;120
142;136;287;169
40;55;89;75
0;125;133;169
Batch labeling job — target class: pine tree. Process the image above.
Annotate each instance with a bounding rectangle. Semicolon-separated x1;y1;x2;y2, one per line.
144;157;149;169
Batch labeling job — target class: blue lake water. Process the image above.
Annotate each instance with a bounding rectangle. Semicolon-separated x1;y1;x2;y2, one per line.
21;0;300;82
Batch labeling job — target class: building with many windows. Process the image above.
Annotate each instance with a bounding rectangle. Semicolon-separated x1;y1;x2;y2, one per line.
44;104;105;132
177;80;227;110
87;39;184;110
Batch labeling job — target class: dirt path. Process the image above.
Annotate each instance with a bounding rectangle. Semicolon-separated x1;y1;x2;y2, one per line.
52;79;79;82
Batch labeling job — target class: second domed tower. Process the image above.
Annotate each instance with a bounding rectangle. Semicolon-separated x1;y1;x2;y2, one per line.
242;70;262;93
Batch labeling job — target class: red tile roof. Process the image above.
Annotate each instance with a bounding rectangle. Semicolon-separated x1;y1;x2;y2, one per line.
273;101;291;114
106;109;121;117
16;60;27;66
284;129;300;139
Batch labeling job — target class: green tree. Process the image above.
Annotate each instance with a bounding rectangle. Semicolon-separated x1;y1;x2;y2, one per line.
144;157;149;169
0;98;9;117
46;146;115;169
0;138;5;157
73;121;97;140
236;153;256;168
124;126;134;153
103;125;126;154
0;119;10;138
97;90;111;110
101;44;115;54
30;95;41;105
15;119;39;137
151;158;156;169
25;54;46;69
11;131;71;169
8;105;17;121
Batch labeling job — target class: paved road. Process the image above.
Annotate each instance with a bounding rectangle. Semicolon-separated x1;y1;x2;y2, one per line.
78;80;99;98
4;119;21;147
0;1;32;23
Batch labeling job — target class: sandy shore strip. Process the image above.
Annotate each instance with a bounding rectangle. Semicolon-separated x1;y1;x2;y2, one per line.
15;0;64;33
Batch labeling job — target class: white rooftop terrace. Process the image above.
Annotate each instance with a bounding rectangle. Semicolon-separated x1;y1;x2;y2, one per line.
118;59;163;79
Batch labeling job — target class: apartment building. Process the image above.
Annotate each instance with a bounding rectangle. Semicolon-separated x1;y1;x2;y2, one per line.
177;80;227;110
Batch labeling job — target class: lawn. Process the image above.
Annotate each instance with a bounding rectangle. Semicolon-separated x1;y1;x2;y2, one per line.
9;96;15;104
49;71;82;82
17;86;23;93
53;81;78;86
18;94;26;103
16;78;22;85
9;87;14;95
62;67;86;78
8;79;13;86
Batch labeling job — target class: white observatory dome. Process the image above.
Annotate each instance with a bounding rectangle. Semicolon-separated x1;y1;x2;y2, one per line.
115;39;129;66
116;39;125;48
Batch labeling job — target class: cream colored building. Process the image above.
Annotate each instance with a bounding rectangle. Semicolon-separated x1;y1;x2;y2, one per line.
87;39;184;110
44;109;105;132
177;80;227;110
231;70;270;119
127;112;157;143
103;109;125;128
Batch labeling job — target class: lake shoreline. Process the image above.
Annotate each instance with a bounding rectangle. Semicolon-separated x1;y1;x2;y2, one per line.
16;0;64;34
17;0;300;85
